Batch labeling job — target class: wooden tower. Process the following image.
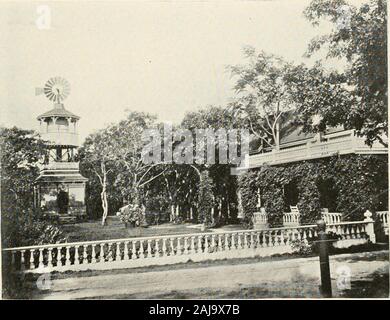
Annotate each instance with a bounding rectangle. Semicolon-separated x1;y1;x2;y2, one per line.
34;77;88;222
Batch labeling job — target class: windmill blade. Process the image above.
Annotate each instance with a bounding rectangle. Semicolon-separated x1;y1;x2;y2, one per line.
35;87;45;96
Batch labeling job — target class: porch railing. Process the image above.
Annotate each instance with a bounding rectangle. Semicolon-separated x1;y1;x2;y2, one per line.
2;219;375;274
248;129;387;168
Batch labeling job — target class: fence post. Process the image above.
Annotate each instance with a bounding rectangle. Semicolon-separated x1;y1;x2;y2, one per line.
363;210;376;243
317;219;332;298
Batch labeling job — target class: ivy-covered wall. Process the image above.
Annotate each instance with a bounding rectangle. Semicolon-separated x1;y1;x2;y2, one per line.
238;154;388;227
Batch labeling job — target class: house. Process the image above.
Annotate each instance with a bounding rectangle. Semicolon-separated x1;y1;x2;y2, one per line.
238;124;388;228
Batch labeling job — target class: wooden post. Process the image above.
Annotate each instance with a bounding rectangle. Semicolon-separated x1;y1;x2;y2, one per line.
317;219;332;298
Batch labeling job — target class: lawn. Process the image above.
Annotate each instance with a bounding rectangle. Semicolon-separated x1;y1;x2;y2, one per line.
61;216;215;242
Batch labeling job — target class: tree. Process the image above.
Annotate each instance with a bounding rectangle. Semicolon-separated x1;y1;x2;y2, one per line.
81;111;169;227
109;112;167;207
1;127;65;248
304;0;387;146
181;105;243;225
1;127;46;208
198;171;215;226
81;128;117;226
228;48;297;150
285;62;353;135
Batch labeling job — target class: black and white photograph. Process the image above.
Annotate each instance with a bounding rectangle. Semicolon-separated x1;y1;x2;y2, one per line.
0;0;388;302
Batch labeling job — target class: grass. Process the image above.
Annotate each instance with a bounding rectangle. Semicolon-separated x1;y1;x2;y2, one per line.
61;216;212;242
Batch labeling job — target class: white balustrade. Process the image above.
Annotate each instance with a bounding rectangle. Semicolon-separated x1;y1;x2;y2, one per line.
283;212;300;226
322;212;342;224
248;129;387;168
376;211;389;225
2;220;374;273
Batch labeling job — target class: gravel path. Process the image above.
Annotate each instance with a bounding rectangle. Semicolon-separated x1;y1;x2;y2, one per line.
32;251;389;299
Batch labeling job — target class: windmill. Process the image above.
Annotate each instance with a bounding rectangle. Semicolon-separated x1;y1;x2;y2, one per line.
34;77;88;222
36;77;71;104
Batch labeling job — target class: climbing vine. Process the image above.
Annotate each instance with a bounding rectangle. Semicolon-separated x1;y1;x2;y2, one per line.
238;154;388;227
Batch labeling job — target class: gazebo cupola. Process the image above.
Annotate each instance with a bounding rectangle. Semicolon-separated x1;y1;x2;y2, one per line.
37;102;80;163
34;77;87;221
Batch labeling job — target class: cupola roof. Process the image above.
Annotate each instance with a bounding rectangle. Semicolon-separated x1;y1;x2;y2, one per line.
37;103;80;121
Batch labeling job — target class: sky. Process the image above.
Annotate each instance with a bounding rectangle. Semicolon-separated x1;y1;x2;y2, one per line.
0;0;355;142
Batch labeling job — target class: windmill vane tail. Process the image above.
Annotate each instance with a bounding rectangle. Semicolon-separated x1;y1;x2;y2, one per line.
35;87;45;96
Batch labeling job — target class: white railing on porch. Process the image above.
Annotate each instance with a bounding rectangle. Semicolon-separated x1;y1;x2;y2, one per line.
376;211;389;235
283;212;300;226
2;219;375;274
321;212;342;224
248;129;387;168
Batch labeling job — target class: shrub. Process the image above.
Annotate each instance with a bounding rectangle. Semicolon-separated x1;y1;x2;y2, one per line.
2;208;66;248
117;203;144;227
291;239;314;256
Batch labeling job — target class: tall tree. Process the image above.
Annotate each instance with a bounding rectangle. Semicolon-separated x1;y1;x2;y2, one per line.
228;47;297;150
110;112;167;206
304;0;387;146
80;128;117;225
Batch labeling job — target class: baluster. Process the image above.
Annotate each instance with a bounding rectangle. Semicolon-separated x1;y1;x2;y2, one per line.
92;244;97;263
116;242;121;261
197;236;202;253
237;233;242;249
29;249;35;269
303;230;307;244
218;234;222;251
147;240;152;258
284;230;289;246
48;248;53;268
162;239;167;257
183;237;188;255
132;241;137;260
224;234;229;251
358;225;364;238
256;232;261;248
139;240;145;259
74;245;80;265
211;235;216;252
267;231;272;247
336;225;342;239
154;240;159;258
82;245;88;264
65;246;70;266
204;235;209;253
177;238;182;256
242;233;247;249
20;250;25;271
169;238;175;256
123;242;129;260
352;225;357;239
347;226;352;239
106;243;112;261
38;248;44;268
250;232;254;249
190;236;196;254
262;232;266;247
57;248;62;267
100;243;105;262
231;234;236;250
297;229;302;241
